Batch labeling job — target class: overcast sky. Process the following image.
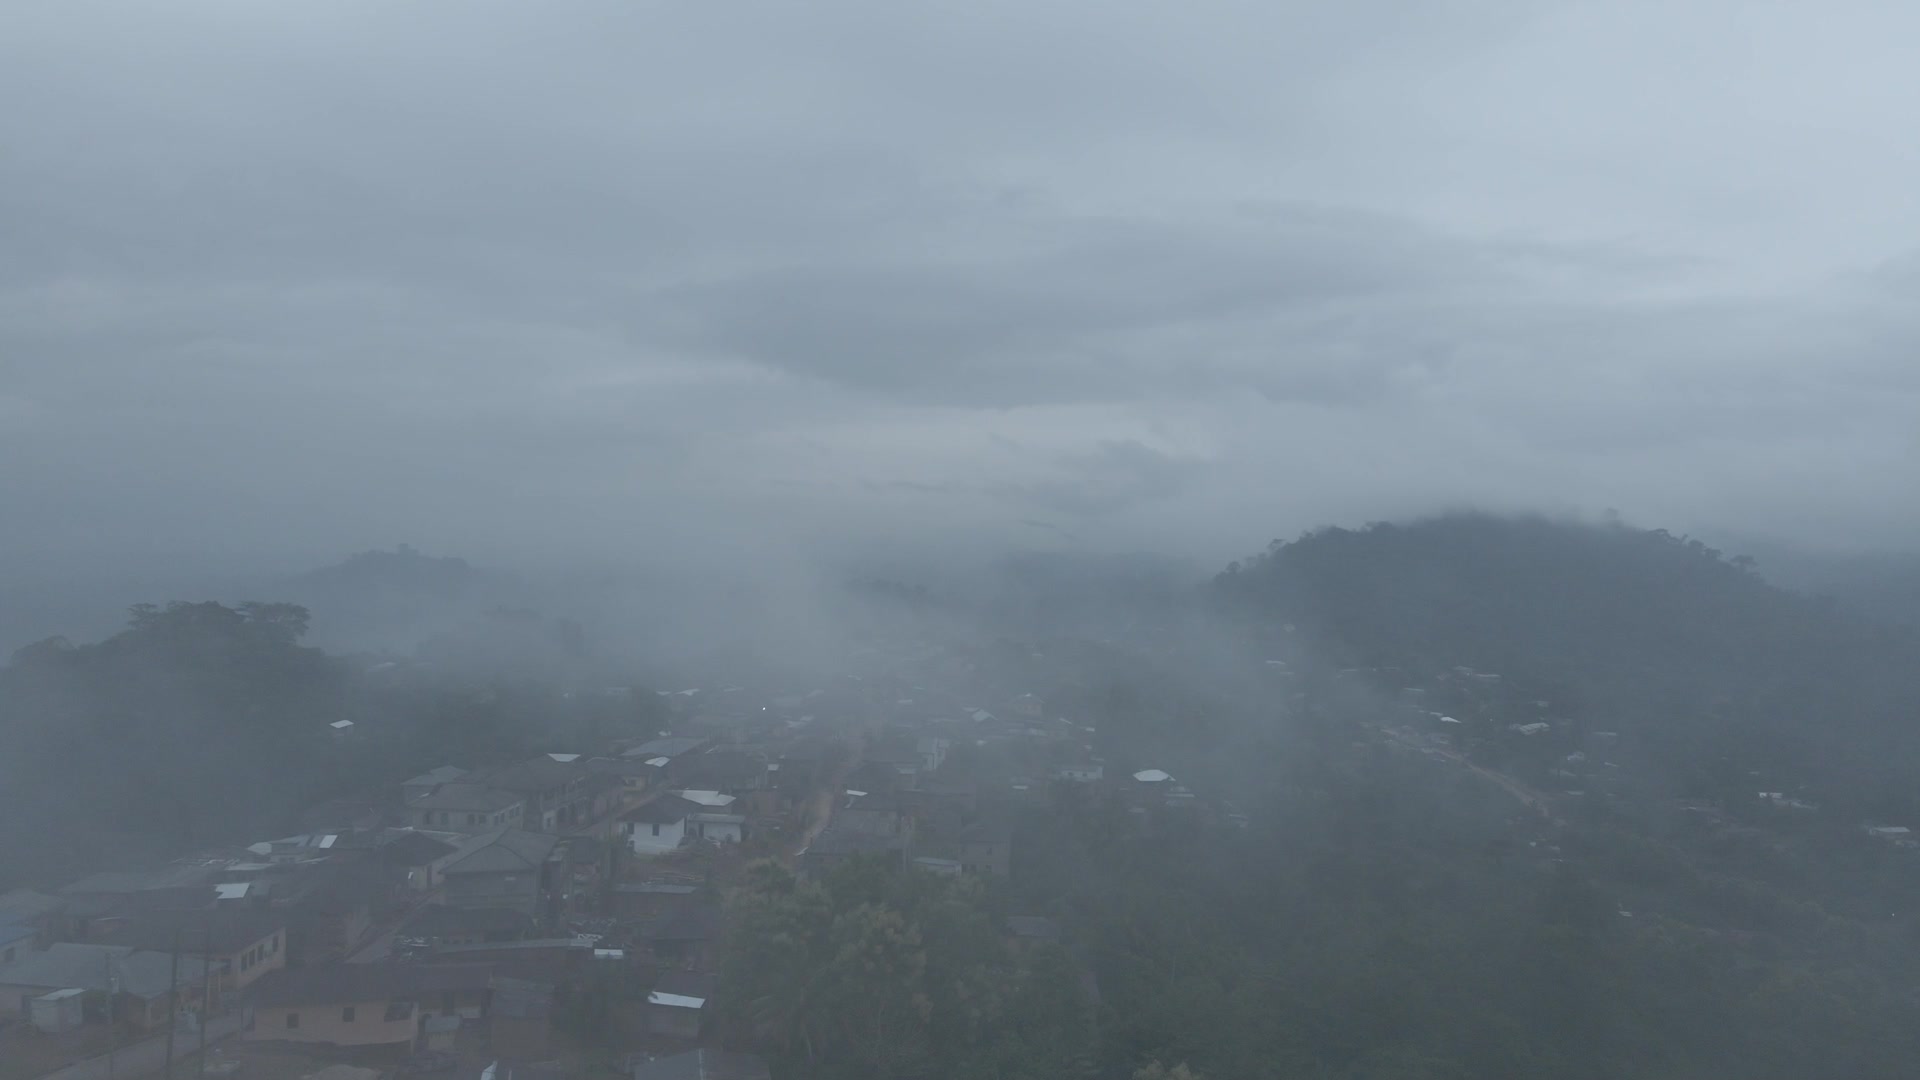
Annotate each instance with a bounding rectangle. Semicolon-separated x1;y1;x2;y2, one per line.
5;0;1919;581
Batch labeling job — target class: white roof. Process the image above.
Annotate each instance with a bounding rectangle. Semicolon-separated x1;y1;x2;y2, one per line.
1438;716;1462;724
214;882;252;900
674;790;736;808
647;991;707;1009
329;720;354;729
1133;769;1172;783
646;757;671;767
547;753;581;763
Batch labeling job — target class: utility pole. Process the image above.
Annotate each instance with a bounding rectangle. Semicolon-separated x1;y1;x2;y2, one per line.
197;920;215;1080
162;928;182;1080
105;951;119;1080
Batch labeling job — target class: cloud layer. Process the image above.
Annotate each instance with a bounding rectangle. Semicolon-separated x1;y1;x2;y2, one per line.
5;0;1919;579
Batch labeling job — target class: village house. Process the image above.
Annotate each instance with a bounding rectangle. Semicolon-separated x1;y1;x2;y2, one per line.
256;858;391;966
958;816;1013;877
57;868;221;927
476;756;592;833
0;942;210;1030
676;790;746;845
245;963;494;1050
370;830;466;892
865;737;930;787
1052;761;1104;783
678;750;775;815
92;908;288;992
586;755;662;799
0;925;34;966
838;791;916;844
645;970;715;1040
799;823;905;877
619;795;701;856
0;890;69;943
401;766;471;805
623;737;713;775
439;828;563;921
399;904;533;949
408;784;526;833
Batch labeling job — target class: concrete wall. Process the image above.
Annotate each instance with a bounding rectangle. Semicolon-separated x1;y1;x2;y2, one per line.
249;1000;417;1047
226;930;287;990
623;818;686;855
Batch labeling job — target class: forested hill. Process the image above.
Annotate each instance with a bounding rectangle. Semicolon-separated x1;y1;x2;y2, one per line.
1214;514;1920;816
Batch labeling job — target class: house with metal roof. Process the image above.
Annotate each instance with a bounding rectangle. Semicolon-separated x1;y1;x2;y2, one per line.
401;765;471;804
645;970;715;1039
0;942;210;1029
407;784;526;833
440;829;562;918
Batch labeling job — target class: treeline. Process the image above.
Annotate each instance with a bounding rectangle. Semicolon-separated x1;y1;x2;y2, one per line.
1008;724;1920;1078
0;600;664;887
717;859;1096;1080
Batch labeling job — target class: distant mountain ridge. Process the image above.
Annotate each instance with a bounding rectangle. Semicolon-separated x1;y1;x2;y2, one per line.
291;544;484;594
271;545;519;652
1214;513;1920;816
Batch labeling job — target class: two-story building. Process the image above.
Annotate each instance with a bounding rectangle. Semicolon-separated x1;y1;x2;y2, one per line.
93;908;288;992
245;963;494;1049
480;756;603;833
619;795;700;856
0;943;210;1030
400;766;471;805
407;784;525;833
439;828;562;922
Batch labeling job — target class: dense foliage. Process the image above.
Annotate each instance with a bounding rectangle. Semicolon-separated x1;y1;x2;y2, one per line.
718;859;1095;1080
1216;515;1920;819
0;600;664;887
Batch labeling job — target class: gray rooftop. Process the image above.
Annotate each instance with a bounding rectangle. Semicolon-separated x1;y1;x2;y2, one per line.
442;828;561;876
626;736;707;760
407;784;523;813
0;943;210;999
404;765;470;788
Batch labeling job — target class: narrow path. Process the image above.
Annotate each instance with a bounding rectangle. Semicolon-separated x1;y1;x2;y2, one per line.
785;741;863;866
32;1014;245;1080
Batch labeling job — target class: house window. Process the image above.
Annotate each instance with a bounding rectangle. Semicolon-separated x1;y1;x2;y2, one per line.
286;1012;300;1029
384;1001;414;1022
652;824;662;836
342;1006;355;1022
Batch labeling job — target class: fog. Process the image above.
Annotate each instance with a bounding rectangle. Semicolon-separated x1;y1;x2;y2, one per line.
5;0;1920;617
11;11;1920;1076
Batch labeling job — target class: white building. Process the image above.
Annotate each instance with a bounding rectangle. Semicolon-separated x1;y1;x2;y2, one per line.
619;796;697;855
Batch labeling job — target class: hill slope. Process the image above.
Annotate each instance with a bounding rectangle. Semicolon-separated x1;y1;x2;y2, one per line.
1215;514;1920;815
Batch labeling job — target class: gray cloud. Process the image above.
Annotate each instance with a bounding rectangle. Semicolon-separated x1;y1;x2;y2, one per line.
4;0;1920;586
